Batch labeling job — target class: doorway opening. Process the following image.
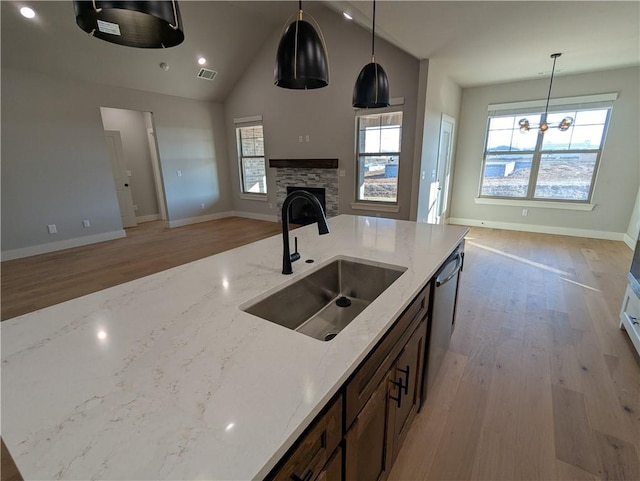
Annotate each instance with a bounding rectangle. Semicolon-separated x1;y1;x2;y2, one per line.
100;108;167;229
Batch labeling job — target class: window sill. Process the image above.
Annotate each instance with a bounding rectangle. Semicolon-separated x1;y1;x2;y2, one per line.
240;193;268;202
351;202;400;213
475;197;595;211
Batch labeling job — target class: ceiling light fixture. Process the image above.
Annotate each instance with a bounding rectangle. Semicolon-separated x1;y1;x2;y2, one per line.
519;53;573;134
73;0;185;48
198;57;206;65
20;6;36;18
274;0;329;89
352;0;389;108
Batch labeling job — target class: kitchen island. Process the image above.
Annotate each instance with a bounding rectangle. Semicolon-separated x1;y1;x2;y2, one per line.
1;215;468;480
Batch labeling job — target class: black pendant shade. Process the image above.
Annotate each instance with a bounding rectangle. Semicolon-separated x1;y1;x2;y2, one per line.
353;0;389;108
74;1;184;48
353;61;390;108
274;12;329;89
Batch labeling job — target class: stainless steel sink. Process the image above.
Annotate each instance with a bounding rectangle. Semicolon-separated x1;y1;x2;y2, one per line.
242;257;406;341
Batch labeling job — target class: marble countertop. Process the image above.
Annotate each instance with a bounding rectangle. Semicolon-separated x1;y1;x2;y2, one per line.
1;215;468;480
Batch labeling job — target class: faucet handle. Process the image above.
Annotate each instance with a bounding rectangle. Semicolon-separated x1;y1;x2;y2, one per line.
290;236;301;262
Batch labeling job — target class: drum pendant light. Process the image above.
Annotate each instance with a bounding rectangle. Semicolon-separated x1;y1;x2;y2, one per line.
74;1;184;48
353;0;389;108
274;1;329;89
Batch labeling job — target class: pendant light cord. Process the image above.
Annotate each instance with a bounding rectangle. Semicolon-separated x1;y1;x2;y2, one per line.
543;53;560;118
371;0;376;59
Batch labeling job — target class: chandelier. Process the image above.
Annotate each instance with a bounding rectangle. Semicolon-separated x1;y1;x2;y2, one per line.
519;53;573;134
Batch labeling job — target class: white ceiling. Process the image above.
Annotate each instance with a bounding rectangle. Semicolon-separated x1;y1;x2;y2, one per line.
2;1;638;102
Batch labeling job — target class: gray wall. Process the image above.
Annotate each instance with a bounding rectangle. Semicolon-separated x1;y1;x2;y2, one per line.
450;66;640;236
100;107;159;218
1;67;233;253
224;6;420;220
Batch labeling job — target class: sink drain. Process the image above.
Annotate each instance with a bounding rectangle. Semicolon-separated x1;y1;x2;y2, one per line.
324;332;338;341
336;296;352;308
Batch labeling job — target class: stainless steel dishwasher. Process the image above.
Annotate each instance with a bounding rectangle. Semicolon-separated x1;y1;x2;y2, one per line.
422;241;464;403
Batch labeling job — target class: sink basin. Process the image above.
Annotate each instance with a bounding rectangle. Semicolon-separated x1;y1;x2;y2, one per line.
242;257;406;341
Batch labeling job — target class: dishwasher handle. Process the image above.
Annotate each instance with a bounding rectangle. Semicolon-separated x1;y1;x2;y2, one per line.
436;252;463;287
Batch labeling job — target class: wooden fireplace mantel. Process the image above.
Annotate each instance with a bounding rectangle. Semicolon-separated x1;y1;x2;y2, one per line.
268;158;338;169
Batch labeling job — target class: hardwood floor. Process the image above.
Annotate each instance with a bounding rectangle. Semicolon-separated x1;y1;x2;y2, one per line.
390;228;640;481
1;217;283;321
2;223;638;480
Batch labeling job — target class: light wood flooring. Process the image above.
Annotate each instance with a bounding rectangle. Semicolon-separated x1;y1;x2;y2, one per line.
2;222;639;480
1;217;283;321
389;228;640;481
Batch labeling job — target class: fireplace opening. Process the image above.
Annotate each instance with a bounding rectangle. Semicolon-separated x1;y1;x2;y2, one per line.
286;187;326;225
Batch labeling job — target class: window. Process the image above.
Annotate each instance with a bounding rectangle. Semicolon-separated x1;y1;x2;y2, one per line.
236;123;266;195
356;111;403;203
479;106;610;202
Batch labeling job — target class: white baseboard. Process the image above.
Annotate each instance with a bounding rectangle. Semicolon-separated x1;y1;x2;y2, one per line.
232;211;278;223
168;211;278;228
1;230;127;261
449;217;626;242
136;214;161;223
624;233;637;250
168;212;232;228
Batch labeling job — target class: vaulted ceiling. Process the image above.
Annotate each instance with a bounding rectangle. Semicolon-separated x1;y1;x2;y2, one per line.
2;1;638;102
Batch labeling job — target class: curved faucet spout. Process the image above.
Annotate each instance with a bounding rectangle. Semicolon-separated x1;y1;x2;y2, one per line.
281;191;330;274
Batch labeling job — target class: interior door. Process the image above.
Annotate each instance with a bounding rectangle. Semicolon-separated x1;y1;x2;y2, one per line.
428;114;456;224
105;130;137;228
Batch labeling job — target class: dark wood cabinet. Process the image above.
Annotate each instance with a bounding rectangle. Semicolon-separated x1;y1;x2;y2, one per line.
388;319;425;464
344;286;429;481
345;370;392;481
270;395;342;481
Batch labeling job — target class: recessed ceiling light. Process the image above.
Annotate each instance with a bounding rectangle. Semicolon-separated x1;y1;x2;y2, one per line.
20;6;36;18
343;12;353;20
198;57;207;65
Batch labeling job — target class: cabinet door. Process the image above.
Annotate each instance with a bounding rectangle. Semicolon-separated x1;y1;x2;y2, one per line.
271;396;342;481
389;319;425;464
316;446;342;481
345;371;392;481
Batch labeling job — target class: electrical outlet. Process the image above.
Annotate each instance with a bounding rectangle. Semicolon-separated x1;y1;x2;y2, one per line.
200;203;205;210
339;169;346;177
305;135;310;142
298;136;303;143
47;224;57;234
177;170;182;177
82;220;91;228
522;209;528;216
133;204;138;211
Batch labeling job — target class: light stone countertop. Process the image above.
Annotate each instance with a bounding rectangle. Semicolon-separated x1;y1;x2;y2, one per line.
1;215;468;480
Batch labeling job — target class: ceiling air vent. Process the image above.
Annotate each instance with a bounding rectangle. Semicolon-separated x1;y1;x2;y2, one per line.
197;68;217;81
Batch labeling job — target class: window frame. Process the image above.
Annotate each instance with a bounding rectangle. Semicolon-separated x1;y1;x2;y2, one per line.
235;119;267;198
478;102;613;204
354;109;403;206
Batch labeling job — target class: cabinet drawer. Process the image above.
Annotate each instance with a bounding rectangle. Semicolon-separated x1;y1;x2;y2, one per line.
271;395;343;481
345;285;429;427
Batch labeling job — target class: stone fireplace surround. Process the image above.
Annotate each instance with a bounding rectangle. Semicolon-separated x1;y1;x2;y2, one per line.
271;159;339;222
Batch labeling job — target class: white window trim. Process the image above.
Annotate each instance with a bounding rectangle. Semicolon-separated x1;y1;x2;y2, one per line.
354;110;403;206
351;201;400;213
479;98;613;204
474;197;595;211
488;93;618;114
240;193;268;201
236;118;267;197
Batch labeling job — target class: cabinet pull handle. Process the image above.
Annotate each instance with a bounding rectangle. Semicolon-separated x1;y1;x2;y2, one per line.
398;365;410;395
390;379;403;408
291;469;313;481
